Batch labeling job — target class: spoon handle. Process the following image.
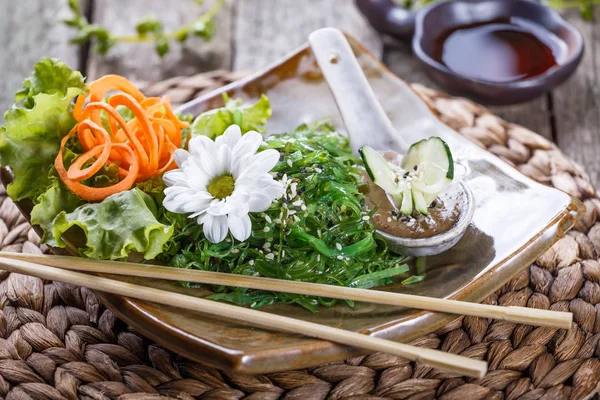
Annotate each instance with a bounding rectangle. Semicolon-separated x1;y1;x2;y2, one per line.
308;28;407;154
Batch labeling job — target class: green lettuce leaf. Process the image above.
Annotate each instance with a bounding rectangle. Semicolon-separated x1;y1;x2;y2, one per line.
51;188;174;260
190;94;271;139
15;58;87;107
0;58;87;201
31;179;83;245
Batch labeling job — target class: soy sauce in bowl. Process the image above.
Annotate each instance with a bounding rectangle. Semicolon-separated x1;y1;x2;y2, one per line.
431;18;564;83
409;0;584;104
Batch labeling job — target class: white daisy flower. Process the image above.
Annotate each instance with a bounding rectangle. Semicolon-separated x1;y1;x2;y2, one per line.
162;125;284;243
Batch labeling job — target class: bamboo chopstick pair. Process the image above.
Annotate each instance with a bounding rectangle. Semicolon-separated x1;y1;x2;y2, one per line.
0;252;573;379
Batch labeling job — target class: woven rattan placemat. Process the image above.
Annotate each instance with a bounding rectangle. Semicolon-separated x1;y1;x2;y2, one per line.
1;72;599;400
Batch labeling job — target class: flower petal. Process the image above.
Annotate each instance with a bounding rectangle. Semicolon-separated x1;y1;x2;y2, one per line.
255;174;284;199
195;212;208;225
195;146;220;179
173;149;190;168
188;135;215;158
239;149;280;179
233;130;263;160
162;170;188;187
203;214;228;243
248;191;274;212
216;124;242;148
228;213;252;242
231;153;252;179
181;162;210;191
216;143;232;176
163;187;213;214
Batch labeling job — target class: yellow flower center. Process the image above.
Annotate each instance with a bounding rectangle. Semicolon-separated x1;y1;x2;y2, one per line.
207;175;235;199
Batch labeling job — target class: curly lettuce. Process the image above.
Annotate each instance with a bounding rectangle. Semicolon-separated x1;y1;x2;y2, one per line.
190;94;271;139
15;58;87;107
0;58;87;201
52;188;173;260
31;179;83;245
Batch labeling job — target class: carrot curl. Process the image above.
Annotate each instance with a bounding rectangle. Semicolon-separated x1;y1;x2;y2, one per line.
57;75;189;201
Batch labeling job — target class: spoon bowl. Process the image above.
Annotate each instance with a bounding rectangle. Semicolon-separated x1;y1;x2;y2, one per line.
309;27;475;256
379;182;475;257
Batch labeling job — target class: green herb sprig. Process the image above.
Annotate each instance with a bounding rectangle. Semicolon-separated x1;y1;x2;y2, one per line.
547;0;597;20
63;0;223;57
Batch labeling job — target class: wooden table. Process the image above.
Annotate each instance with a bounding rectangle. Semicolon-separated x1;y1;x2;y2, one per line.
1;0;598;188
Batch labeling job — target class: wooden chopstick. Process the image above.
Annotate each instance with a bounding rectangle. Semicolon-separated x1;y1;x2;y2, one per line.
0;257;487;378
0;252;572;329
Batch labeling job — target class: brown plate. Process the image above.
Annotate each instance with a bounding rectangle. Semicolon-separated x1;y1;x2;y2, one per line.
5;34;583;374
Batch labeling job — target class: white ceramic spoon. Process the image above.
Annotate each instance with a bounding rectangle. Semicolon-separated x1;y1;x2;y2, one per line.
308;27;475;257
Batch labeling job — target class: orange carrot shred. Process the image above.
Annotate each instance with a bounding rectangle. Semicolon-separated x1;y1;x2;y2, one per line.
57;75;187;201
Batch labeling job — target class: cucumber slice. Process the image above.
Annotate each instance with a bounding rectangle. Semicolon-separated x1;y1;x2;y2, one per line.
402;137;454;180
360;138;454;217
400;189;413;215
412;190;428;216
359;146;401;195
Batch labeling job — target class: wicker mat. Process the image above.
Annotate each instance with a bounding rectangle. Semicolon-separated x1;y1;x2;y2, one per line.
1;72;599;400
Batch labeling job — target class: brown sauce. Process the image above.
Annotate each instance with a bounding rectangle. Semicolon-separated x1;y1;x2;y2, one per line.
362;173;462;239
431;19;562;83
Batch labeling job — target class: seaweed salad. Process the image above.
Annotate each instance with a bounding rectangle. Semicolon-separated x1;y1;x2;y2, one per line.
0;58;413;311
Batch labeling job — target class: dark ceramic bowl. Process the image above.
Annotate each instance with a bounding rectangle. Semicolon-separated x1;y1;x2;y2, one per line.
356;0;584;105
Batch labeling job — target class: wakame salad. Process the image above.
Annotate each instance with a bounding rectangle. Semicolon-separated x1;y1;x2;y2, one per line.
0;58;415;311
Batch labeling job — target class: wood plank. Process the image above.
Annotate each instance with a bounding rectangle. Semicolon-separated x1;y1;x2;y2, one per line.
87;0;233;81
552;9;600;188
232;0;383;71
0;0;81;119
383;39;554;140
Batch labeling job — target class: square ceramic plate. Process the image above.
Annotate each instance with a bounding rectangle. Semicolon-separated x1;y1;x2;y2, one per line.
9;34;582;374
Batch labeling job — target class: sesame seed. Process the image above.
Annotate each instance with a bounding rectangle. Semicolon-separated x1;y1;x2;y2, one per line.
288;138;296;143
335;243;342;251
263;227;270;233
317;255;321;262
293;216;300;222
287;159;293;168
362;216;370;221
300;204;307;211
263;242;271;249
266;253;275;260
282;250;286;257
231;248;240;254
274;218;282;224
249;260;255;265
315;167;323;173
265;215;272;223
290;183;298;198
288;210;297;215
337;255;344;260
387;217;392;222
292;200;302;206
